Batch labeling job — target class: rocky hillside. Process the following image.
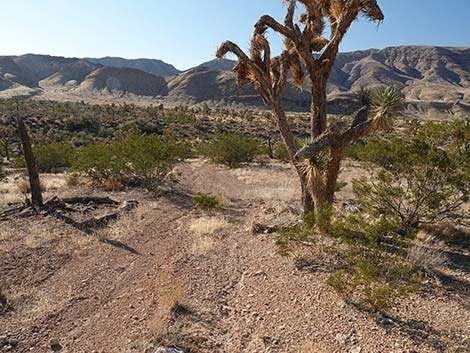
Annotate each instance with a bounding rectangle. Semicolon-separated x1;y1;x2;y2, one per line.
86;57;181;77
184;46;470;117
0;46;469;117
0;54;169;98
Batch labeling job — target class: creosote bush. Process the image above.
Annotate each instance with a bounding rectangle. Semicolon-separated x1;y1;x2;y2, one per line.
273;120;469;311
277;208;426;311
72;131;191;191
352;120;470;227
200;133;263;168
15;142;75;173
192;192;223;211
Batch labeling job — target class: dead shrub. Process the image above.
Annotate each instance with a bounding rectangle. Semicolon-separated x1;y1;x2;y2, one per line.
103;177;123;191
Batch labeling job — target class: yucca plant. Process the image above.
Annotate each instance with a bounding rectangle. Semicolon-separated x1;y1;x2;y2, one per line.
370;87;404;130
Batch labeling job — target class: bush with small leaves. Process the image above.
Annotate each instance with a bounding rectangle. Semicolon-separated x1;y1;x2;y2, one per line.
200;133;263;168
274;142;290;162
16;142;75;173
72;131;191;191
352;121;470;227
192;192;223;211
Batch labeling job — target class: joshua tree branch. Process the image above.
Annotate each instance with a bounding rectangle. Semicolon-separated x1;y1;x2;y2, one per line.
217;41;272;103
255;15;298;43
319;0;361;68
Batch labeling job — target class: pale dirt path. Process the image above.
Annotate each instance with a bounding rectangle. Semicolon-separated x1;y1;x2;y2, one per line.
1;160;469;353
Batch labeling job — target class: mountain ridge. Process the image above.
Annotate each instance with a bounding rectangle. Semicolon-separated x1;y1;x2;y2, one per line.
0;46;468;118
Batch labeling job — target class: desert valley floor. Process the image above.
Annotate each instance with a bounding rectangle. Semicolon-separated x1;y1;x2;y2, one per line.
1;159;469;353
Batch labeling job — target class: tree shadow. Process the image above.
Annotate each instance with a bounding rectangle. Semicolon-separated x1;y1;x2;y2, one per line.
294;257;347;273
350;302;448;352
103;239;140;255
48;209;140;255
443;249;470;273
158;187;194;210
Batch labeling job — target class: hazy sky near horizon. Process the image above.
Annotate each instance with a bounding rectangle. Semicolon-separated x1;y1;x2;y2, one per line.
1;0;469;70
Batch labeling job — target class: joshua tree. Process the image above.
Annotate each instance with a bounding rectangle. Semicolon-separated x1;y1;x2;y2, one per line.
217;0;403;214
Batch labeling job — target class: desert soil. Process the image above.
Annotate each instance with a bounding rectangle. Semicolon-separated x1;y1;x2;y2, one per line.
1;159;469;353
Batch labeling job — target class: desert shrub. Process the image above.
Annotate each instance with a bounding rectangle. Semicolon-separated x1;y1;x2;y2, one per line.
72;141;125;183
352;124;469;227
275;206;427;311
72;132;191;190
16;143;75;173
324;214;424;311
102;177;123;191
64;114;100;133
200;133;262;168
65;173;80;187
192;192;223;210
274;142;290;162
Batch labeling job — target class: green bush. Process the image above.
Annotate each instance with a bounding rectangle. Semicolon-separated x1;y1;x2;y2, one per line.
274;204;426;311
35;143;75;173
274;143;290;162
192;192;223;210
14;143;75;173
352;121;469;227
200;133;262;168
325;214;424;311
72;132;191;190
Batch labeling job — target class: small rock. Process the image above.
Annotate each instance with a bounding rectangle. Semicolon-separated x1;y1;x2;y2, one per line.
350;347;362;353
48;338;62;351
154;348;185;353
120;200;139;211
49;339;60;347
335;333;349;346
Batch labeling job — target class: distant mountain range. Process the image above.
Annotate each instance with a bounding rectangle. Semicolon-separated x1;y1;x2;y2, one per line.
85;57;180;77
0;46;469;118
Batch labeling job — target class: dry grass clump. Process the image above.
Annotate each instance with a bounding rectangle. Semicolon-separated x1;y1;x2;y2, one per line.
66;173;80;187
23;224;56;249
96;214;136;242
407;236;448;274
17;179;46;195
189;216;228;235
0;286;10;313
191;236;216;256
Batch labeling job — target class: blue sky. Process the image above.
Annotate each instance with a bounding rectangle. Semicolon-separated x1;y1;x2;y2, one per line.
0;0;469;70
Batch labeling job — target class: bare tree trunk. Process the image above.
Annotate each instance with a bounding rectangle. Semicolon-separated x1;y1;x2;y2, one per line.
16;116;43;207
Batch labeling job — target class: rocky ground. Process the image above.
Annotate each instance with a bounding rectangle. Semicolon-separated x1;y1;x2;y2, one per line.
1;160;469;353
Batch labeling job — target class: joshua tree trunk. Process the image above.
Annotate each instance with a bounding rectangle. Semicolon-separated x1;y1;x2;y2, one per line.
311;74;328;138
16;115;43;207
300;175;315;213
